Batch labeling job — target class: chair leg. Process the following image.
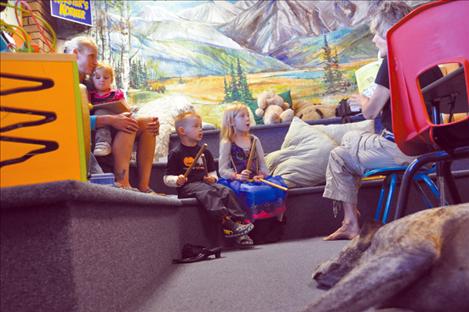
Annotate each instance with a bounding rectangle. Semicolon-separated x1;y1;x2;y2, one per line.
374;179;388;222
413;177;434;208
395;153;441;220
382;174;397;224
418;173;442;205
441;160;462;204
395;147;469;220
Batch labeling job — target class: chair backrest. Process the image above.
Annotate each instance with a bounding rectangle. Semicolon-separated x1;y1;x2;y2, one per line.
387;0;469;156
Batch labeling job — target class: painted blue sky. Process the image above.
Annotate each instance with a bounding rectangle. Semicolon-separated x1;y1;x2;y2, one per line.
132;0;237;12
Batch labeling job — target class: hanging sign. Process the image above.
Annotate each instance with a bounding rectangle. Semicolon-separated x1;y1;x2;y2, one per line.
50;0;92;26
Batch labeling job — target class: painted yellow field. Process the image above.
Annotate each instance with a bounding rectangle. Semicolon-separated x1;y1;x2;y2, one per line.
131;60;374;127
164;70;347;104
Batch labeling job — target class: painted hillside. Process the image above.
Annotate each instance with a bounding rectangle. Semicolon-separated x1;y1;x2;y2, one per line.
85;0;429;129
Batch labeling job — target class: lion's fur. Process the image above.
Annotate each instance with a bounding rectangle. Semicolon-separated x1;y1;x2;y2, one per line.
305;204;469;312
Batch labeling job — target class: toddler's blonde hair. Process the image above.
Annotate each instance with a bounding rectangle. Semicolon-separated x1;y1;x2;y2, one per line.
93;63;115;82
175;111;201;136
220;103;250;142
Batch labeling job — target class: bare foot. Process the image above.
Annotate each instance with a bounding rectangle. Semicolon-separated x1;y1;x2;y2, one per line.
139;188;166;196
323;222;360;241
115;183;139;192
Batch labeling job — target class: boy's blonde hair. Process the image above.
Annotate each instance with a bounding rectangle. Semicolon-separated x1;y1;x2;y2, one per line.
220;103;249;142
175;111;201;136
93;63;114;82
370;1;412;37
63;36;97;54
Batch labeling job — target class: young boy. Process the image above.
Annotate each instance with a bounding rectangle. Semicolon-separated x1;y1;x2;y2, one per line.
164;112;254;245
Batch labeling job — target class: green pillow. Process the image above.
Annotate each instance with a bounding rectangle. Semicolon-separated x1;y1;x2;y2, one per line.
278;90;292;106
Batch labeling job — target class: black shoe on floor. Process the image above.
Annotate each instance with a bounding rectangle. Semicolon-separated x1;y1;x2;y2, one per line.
172;244;222;264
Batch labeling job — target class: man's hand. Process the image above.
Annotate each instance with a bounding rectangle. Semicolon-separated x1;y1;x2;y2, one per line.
176;175;187;186
108;112;139;133
348;94;369;109
138;117;160;136
203;176;217;184
147;117;159;136
351;85;390;120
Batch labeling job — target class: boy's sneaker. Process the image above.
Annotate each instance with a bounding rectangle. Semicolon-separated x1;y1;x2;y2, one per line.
222;219;254;238
93;142;112;156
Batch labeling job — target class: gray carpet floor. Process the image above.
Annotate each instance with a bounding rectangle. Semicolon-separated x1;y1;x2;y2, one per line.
135;237;348;312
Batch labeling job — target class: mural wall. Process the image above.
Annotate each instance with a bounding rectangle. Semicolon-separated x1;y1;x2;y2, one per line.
85;0;426;128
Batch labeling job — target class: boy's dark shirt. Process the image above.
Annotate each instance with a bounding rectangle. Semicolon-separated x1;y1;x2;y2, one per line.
375;57;443;133
166;143;216;185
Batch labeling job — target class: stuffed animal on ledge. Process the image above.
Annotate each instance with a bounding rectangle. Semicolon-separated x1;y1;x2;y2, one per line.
255;90;294;125
293;100;337;121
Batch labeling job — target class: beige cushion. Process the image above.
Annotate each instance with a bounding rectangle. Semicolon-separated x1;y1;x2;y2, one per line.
265;117;374;187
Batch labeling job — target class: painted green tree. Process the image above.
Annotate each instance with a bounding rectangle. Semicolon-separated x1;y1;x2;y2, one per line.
229;62;240;101
130;58;148;89
224;57;253;103
237;58;253;100
223;57;261;123
321;34;350;94
223;76;231;102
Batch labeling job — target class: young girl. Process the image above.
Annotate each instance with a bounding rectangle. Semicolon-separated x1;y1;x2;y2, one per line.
88;63;128;156
87;61;158;194
218;103;287;226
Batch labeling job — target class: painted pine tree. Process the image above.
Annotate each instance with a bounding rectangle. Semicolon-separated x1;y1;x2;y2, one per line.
229;62;240;101
236;58;253;101
222;58;260;124
223;76;232;102
332;47;345;89
321;34;349;94
224;58;254;103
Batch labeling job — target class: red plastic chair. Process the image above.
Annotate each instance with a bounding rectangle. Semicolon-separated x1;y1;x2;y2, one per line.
387;0;469;219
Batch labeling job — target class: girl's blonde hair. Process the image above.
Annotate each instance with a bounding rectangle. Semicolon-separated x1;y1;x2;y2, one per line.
220;103;250;142
93;62;115;82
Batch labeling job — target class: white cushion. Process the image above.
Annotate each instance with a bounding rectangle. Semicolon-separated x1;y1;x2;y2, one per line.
136;95;195;162
265;117;374;187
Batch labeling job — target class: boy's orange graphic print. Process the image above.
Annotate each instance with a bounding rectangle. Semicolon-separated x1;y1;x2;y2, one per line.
183;157;194;167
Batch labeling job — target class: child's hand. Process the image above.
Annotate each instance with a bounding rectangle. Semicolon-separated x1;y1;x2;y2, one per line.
253;174;265;182
203;176;217;184
239;169;251;181
176;175;187;186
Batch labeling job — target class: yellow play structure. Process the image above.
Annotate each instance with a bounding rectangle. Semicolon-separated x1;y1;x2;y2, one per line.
0;53;90;187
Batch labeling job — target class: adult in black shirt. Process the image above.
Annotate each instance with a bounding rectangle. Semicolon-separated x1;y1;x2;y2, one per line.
322;2;442;241
374;58;443;133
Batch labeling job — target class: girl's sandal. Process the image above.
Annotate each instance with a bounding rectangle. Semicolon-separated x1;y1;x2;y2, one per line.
234;235;254;248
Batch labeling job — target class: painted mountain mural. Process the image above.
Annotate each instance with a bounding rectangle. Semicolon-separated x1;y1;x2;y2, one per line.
86;0;430;128
98;0;391;78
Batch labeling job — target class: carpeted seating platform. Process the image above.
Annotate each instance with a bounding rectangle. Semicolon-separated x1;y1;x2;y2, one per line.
2;172;469;312
1;181;204;312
